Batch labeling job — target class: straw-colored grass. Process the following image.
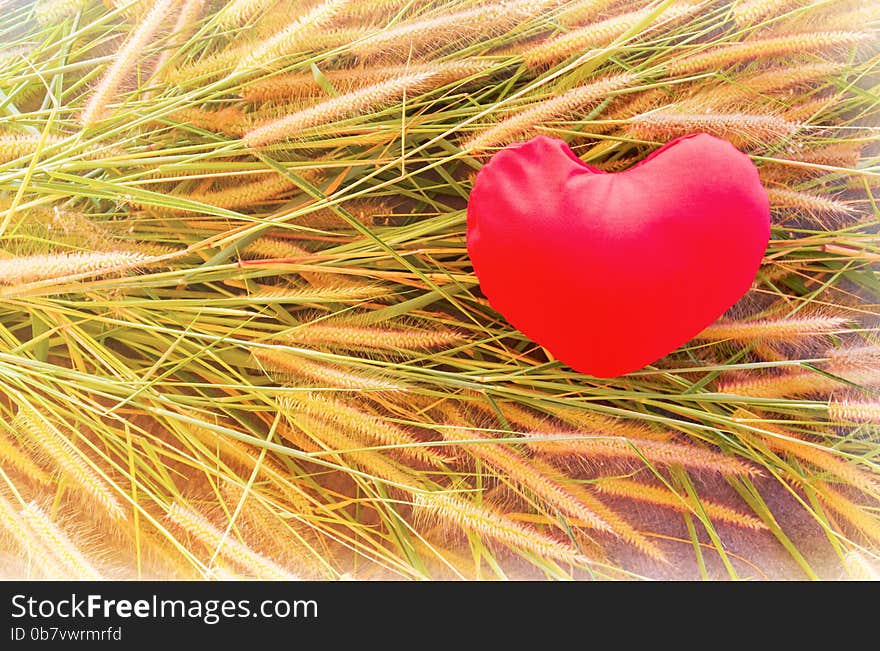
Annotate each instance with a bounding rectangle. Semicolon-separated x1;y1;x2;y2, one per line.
0;0;876;581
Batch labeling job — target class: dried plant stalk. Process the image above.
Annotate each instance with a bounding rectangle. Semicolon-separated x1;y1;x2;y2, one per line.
243;70;438;146
627;110;800;147
413;490;591;565
21;502;104;579
526;432;759;476
668;31;870;76
0;251;150;286
829;398;880;424
594;477;767;529
252;348;403;391
290;393;448;467
80;0;176;125
696;316;848;342
465;72;638;151
235;0;350;72
166;502;300;580
16;407;126;521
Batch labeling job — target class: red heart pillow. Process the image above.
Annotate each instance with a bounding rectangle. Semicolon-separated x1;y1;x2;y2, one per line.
466;134;770;378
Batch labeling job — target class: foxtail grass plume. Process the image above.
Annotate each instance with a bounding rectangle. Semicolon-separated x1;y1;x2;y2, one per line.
465;72;638;151
34;0;89;25
0;491;66;579
668;31;871;76
149;0;205;84
216;0;275;28
0;251;151;286
594;477;767;529
0;428;51;485
413;490;592;566
829;398;880;424
21;502;104;579
528;457;665;560
438;425;615;534
525;432;759;476
80;0;176;126
0;134;64;163
287;393;448;467
286;320;464;352
522;5;692;68
235;0;350;73
765;188;854;217
241;60;493;102
349;0;553;61
733;0;809;26
814;482;880;545
243;70;438;147
166;502;301;580
626;110;800;148
16;407;127;522
252;348;404;391
696;316;848;342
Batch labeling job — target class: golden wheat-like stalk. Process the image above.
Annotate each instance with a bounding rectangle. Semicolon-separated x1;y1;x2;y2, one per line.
550;408;676;442
827;345;880;373
16;407;127;521
766;187;854;216
829;398;880;424
735;408;879;494
349;0;547;61
627;110;800;147
0;251;151;286
556;0;629;27
166;502;300;580
441;425;614;534
287;393;447;467
147;173;298;215
733;0;808;26
465;72;638;151
522;5;691;68
164;106;245;134
696;316;848;342
218;480;333;579
242;60;492;102
291;198;396;229
0;491;66;579
21;502;104;579
526;432;759;476
0;429;51;485
150;0;205;83
243;70;438;147
814;482;880;545
286;321;464;352
235;0;350;72
249;282;385;303
0;133;65;163
530;457;667;560
594;476;767;529
413;489;591;566
294;412;424;489
719;367;880;398
252;348;403;391
186;424;312;513
80;0;176;125
668;31;870;76
215;0;275;27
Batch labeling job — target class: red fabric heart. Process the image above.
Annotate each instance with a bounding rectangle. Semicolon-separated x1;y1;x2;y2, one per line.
466;134;770;378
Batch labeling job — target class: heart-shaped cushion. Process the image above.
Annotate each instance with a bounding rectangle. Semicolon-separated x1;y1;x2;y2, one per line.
466;133;770;378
